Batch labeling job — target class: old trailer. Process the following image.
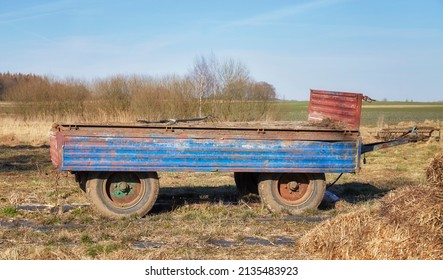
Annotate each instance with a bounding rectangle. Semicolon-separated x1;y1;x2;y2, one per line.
49;89;424;218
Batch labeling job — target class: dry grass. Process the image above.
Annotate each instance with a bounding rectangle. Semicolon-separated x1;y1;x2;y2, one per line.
0;117;52;146
296;152;443;259
426;152;443;187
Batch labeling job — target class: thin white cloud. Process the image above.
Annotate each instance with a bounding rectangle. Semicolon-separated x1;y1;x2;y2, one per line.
1;21;57;43
0;0;76;43
0;0;74;23
223;0;348;27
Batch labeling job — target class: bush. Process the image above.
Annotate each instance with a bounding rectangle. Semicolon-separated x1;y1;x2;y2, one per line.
1;63;279;122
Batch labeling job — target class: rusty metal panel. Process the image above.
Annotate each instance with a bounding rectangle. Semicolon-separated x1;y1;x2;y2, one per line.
308;89;363;130
49;131;61;169
53;130;360;174
59;125;359;142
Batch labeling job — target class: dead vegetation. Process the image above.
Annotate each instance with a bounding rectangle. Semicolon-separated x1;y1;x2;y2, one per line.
296;152;443;259
426;152;443;188
0;58;278;123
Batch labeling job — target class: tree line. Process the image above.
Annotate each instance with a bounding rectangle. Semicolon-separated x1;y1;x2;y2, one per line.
0;55;278;122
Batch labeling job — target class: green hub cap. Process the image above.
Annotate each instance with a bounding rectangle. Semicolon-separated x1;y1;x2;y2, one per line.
111;182;135;197
104;172;145;209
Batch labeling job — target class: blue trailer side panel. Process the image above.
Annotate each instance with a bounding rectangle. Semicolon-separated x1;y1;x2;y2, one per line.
59;134;360;173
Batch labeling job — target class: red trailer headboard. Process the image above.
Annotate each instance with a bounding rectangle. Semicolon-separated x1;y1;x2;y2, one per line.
308;89;363;131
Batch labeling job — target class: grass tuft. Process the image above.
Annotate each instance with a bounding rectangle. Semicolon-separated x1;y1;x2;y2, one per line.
0;206;19;217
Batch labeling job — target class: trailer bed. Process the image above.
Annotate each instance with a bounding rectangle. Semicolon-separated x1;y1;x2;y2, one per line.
50;121;361;174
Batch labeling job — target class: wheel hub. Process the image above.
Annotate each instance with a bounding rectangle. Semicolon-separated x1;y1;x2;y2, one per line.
277;174;311;205
104;173;144;208
111;182;135;197
287;181;300;192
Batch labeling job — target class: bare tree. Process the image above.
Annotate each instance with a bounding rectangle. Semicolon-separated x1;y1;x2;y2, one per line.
187;54;277;120
219;58;250;93
189;55;217;117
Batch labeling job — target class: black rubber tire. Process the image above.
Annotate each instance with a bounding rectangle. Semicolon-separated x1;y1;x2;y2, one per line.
85;172;159;218
258;173;326;215
234;172;259;195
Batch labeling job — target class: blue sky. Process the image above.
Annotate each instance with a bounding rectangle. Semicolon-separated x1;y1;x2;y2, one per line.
1;0;443;101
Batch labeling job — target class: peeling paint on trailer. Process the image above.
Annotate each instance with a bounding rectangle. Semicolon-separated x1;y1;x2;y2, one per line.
49;130;62;169
52;130;360;173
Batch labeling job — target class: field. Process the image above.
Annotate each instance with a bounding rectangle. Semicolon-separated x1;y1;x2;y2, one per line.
276;101;443;126
0;101;442;260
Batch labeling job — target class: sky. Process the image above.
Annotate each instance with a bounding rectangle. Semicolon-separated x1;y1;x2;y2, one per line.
1;0;443;101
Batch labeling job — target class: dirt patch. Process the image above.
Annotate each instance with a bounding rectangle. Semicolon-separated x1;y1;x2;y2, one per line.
15;203;89;214
0;134;17;145
0;219;84;232
132;241;165;249
308;118;347;130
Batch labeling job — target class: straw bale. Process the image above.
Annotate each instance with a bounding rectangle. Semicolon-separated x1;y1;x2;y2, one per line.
426;152;443;188
296;153;443;259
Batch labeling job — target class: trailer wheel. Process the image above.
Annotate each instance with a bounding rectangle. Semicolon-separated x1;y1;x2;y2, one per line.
258;173;326;215
86;172;159;218
234;172;259;195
